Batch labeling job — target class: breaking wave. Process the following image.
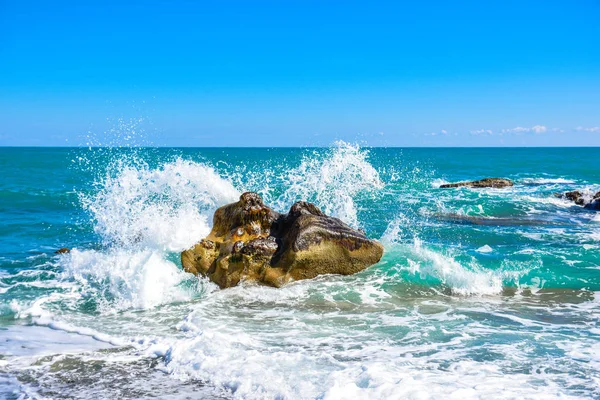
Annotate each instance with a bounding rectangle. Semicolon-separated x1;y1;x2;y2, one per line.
46;142;385;314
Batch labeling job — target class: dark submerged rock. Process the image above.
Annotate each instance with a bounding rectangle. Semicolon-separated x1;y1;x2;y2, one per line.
55;248;71;254
436;213;552;227
560;190;600;210
181;192;384;288
439;178;514;189
584;197;600;211
564;190;586;206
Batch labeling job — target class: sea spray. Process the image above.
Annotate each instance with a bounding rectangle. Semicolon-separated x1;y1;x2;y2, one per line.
43;140;389;317
273;141;384;228
79;157;240;251
41;150;239;313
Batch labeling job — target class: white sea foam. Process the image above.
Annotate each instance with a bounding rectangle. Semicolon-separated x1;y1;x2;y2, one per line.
381;216;507;296
380;214;412;245
590;231;600;242
31;316;128;347
476;245;493;253
518;194;574;208
10;286;596;400
151;292;592;400
521;177;576;185
431;178;450;188
59;248;200;311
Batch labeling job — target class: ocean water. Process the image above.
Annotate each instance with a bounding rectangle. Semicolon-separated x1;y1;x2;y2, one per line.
1;144;599;399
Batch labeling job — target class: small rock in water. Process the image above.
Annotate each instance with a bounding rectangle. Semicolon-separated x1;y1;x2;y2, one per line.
181;192;384;289
564;190;586;205
440;178;513;189
476;245;493;253
586;191;600;210
560;190;600;210
584;199;600;210
55;247;71;254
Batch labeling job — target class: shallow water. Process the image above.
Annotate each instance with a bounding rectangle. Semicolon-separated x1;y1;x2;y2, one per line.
1;145;599;399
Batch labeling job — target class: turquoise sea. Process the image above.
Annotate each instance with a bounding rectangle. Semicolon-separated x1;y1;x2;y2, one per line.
1;144;599;399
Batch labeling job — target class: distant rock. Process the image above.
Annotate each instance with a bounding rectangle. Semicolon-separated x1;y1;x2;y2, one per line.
559;190;600;210
437;213;550;226
181;192;384;289
55;247;70;254
439;178;514;189
563;190;586;206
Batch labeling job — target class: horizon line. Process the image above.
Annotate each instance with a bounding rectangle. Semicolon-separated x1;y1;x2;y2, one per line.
1;145;600;149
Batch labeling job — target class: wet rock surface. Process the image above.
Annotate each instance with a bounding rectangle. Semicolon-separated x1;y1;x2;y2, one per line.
585;195;600;210
181;192;384;288
439;178;514;189
564;190;586;206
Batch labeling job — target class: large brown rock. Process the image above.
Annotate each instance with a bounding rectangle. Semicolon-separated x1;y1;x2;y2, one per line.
181;192;384;288
440;178;514;189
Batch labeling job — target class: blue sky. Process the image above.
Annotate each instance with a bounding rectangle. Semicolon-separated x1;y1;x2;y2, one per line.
1;0;599;146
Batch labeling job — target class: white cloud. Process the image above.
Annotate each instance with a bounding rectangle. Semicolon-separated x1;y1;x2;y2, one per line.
576;126;600;132
470;129;493;136
502;125;547;134
424;129;450;136
502;127;527;134
423;125;600;138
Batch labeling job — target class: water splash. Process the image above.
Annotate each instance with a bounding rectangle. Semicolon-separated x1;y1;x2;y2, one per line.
60;248;199;311
58;152;241;311
274;141;383;228
407;238;503;295
57;141;386;312
80;157;239;251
